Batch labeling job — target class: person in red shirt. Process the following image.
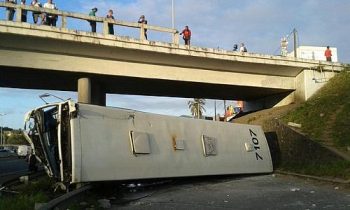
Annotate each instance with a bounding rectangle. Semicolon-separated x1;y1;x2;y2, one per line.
180;26;191;45
324;46;332;62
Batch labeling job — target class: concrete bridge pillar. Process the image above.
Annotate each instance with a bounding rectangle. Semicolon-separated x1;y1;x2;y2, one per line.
91;81;106;106
78;78;106;106
78;78;91;104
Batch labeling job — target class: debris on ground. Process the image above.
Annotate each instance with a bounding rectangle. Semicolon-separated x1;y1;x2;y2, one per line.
287;122;302;128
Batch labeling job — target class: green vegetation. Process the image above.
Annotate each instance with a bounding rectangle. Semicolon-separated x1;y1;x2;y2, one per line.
280;69;350;179
0;177;58;210
283;70;350;150
0;128;28;145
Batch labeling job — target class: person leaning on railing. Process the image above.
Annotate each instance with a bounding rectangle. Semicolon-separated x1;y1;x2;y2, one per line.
138;15;148;40
43;0;57;26
20;0;27;22
5;0;17;21
88;7;98;33
106;9;114;35
31;0;43;24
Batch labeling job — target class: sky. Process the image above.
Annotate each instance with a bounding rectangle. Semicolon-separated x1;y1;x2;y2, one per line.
1;0;350;129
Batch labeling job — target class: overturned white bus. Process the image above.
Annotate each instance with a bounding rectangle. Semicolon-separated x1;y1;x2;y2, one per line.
24;100;273;185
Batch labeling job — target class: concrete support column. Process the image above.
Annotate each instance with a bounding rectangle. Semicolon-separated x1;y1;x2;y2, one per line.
91;82;106;106
78;77;106;106
78;77;91;104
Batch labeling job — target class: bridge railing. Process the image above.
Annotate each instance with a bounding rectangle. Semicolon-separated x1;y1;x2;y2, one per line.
0;2;180;45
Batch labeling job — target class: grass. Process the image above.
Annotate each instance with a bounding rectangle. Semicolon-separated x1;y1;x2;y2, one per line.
280;69;350;179
283;70;350;149
0;177;58;210
333;103;350;147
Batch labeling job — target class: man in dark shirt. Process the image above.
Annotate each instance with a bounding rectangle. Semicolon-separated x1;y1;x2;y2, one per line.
89;7;98;33
138;15;148;40
106;9;115;35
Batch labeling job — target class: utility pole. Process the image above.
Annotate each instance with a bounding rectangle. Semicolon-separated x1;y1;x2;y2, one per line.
0;113;7;145
171;0;175;29
293;28;298;58
214;100;217;121
223;100;226;118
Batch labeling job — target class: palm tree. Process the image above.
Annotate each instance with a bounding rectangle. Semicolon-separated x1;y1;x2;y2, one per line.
188;98;206;119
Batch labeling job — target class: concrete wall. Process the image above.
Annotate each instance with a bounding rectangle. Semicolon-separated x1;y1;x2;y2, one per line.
264;119;345;170
295;69;336;102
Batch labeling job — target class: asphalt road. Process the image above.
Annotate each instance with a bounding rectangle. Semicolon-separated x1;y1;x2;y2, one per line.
0;157;28;185
113;174;350;210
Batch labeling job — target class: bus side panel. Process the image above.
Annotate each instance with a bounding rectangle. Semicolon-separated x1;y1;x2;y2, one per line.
71;104;273;183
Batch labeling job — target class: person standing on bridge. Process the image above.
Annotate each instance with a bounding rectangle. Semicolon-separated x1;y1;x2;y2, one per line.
138;15;148;40
324;46;332;62
89;7;98;33
5;0;17;21
31;0;42;24
106;9;115;35
180;26;191;46
233;44;238;51
20;0;27;22
240;43;247;52
43;0;57;26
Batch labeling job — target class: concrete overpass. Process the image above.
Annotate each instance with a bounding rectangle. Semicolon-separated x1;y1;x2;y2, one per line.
0;3;345;108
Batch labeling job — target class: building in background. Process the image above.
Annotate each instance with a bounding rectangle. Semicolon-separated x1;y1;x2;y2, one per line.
288;46;338;62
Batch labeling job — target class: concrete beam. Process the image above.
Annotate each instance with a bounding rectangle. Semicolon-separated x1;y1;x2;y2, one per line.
0;49;295;91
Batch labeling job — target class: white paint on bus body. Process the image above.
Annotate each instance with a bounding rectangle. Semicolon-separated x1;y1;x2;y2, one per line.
69;103;273;183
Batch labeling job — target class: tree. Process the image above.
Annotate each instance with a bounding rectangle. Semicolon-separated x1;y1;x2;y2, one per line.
6;131;28;145
188;98;206;119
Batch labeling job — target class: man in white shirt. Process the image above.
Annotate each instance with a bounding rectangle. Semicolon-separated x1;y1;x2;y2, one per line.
31;0;42;24
43;0;57;26
239;43;247;53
